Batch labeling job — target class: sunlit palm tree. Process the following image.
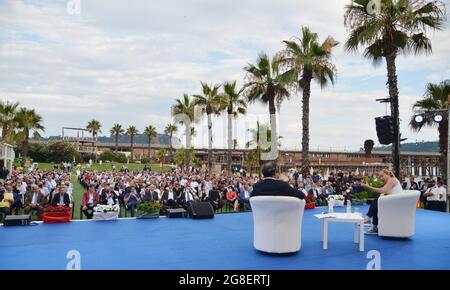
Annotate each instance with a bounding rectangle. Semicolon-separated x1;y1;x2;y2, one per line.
144;125;157;159
0;101;20;142
86;119;102;140
277;26;338;175
345;0;446;176
15;108;45;157
172;94;196;170
193;82;225;173
110;123;124;152
244;53;291;162
410;80;450;178
126;126;139;161
246;121;282;177
222;81;247;175
164;123;178;157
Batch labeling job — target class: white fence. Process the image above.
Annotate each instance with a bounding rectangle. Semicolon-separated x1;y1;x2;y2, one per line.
0;142;15;174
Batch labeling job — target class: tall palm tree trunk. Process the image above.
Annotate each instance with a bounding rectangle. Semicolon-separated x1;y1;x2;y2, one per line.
207;113;213;174
169;133;173;160
185;124;191;171
438;122;448;180
264;92;278;163
227;108;233;176
2;126;8;140
130;136;134;161
301;72;312;176
385;42;401;177
115;135;119;152
148;139;151;159
21;128;30;157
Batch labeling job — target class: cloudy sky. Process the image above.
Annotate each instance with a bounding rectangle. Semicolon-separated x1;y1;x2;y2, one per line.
1;0;450;151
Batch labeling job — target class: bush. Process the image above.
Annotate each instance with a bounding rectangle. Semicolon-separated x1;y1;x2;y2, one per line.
99;150;127;163
24;142;80;163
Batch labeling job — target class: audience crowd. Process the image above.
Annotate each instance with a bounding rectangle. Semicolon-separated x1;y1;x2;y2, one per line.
0;163;448;221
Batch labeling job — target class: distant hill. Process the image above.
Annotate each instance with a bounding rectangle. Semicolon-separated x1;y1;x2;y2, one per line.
46;133;182;146
374;141;440;153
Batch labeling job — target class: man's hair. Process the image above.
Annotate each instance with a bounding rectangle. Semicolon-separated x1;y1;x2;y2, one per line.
261;161;277;178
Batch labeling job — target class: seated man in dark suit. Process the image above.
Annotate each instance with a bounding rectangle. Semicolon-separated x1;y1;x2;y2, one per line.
251;162;305;200
51;185;71;207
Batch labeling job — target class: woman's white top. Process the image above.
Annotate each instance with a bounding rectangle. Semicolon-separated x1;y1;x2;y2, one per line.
388;179;403;195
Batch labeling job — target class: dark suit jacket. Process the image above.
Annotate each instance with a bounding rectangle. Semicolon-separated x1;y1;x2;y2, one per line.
51;193;71;207
143;190;159;202
250;178;305;199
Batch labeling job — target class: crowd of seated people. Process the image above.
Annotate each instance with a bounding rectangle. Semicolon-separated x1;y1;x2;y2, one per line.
1;163;447;222
77;167;258;218
0;167;75;220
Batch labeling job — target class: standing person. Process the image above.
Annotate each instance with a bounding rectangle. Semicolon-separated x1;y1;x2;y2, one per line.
361;169;403;235
0;163;9;182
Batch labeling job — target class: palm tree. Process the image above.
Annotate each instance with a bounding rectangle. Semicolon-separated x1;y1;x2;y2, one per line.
246;121;282;177
171;94;196;171
15;108;45;157
156;148;167;172
126;126;139;161
164;123;178;157
32;131;42;141
345;0;446;176
110;123;124;152
144;125;157;159
410;80;450;179
244;53;291;162
193;82;225;174
0;101;19;142
277;26;338;175
86;119;102;140
222;81;247;175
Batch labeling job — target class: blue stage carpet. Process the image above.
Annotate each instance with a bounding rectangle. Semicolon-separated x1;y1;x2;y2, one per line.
1;206;450;270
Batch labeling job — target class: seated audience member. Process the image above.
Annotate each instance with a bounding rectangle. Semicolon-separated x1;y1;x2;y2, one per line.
143;184;159;203
308;183;322;206
99;184;118;205
251;162;305;200
208;185;222;211
238;183;252;210
225;186;239;211
82;185;99;219
181;184;197;209
24;184;45;216
160;184;178;209
424;179;446;212
0;184;14;216
124;186;142;217
361;169;403;235
51;185;71;207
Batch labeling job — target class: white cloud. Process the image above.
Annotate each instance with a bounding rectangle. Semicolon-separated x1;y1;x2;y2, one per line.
1;0;449;150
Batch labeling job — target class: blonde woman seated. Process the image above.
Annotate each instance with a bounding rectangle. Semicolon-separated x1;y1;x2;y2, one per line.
361;169;403;235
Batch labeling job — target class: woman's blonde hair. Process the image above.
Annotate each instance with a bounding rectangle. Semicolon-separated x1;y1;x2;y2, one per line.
380;169;395;178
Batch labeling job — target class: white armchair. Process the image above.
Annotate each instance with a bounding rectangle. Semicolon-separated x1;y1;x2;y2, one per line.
250;196;305;253
378;190;420;238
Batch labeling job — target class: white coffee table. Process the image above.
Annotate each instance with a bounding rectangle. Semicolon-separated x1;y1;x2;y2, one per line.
315;212;365;252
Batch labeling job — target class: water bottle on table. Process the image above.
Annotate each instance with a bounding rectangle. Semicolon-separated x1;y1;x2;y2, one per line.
346;200;352;214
